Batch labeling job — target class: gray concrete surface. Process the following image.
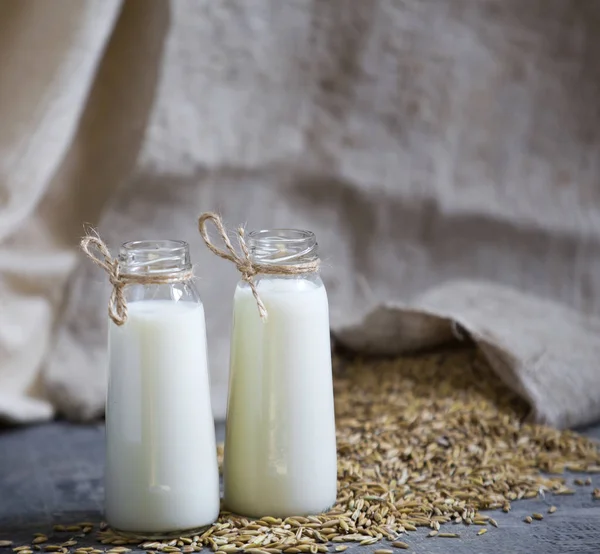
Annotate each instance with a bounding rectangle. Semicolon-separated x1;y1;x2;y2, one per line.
1;422;599;554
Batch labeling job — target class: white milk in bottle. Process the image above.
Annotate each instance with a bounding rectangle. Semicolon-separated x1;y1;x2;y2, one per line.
91;239;220;537
223;229;337;517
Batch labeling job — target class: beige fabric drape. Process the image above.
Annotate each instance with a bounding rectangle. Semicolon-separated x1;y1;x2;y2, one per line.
2;0;600;427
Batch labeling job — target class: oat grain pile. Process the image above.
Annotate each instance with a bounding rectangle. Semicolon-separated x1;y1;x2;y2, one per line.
8;347;600;553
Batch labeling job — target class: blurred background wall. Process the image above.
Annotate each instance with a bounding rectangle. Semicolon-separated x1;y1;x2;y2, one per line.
1;0;600;424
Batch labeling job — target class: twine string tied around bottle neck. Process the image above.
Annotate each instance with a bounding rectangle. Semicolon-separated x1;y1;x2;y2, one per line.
80;234;193;326
197;212;319;321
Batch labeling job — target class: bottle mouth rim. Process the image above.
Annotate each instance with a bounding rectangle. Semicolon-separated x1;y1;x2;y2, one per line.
121;239;188;252
247;229;315;243
247;229;318;265
119;239;191;275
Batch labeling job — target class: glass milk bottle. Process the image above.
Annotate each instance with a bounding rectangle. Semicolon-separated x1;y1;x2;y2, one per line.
103;240;220;537
224;230;337;517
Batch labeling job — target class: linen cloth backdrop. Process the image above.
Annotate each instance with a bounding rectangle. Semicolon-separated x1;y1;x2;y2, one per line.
1;0;600;428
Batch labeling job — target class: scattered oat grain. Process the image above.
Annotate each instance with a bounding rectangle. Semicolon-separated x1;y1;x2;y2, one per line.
34;349;600;554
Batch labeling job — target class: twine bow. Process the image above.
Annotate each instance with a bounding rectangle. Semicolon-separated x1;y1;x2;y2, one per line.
81;233;193;326
198;212;319;321
81;235;129;326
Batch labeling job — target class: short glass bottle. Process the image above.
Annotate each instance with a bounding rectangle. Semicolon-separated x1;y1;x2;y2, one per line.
105;240;220;538
224;230;337;517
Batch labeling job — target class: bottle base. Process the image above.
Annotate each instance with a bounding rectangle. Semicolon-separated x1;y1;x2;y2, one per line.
108;523;212;541
224;498;337;519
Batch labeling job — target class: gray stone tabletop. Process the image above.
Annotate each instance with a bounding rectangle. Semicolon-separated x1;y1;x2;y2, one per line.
1;423;599;554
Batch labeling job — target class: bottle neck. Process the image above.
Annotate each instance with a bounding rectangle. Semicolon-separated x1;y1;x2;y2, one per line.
247;229;319;267
118;240;192;277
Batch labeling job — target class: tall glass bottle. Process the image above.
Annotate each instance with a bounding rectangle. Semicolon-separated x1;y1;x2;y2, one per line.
105;240;219;537
224;230;337;517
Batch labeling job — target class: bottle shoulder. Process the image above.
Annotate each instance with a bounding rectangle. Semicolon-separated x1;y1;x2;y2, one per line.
123;281;203;305
237;274;325;290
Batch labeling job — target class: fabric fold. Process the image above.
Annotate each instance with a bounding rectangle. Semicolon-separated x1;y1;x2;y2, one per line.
335;281;600;429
